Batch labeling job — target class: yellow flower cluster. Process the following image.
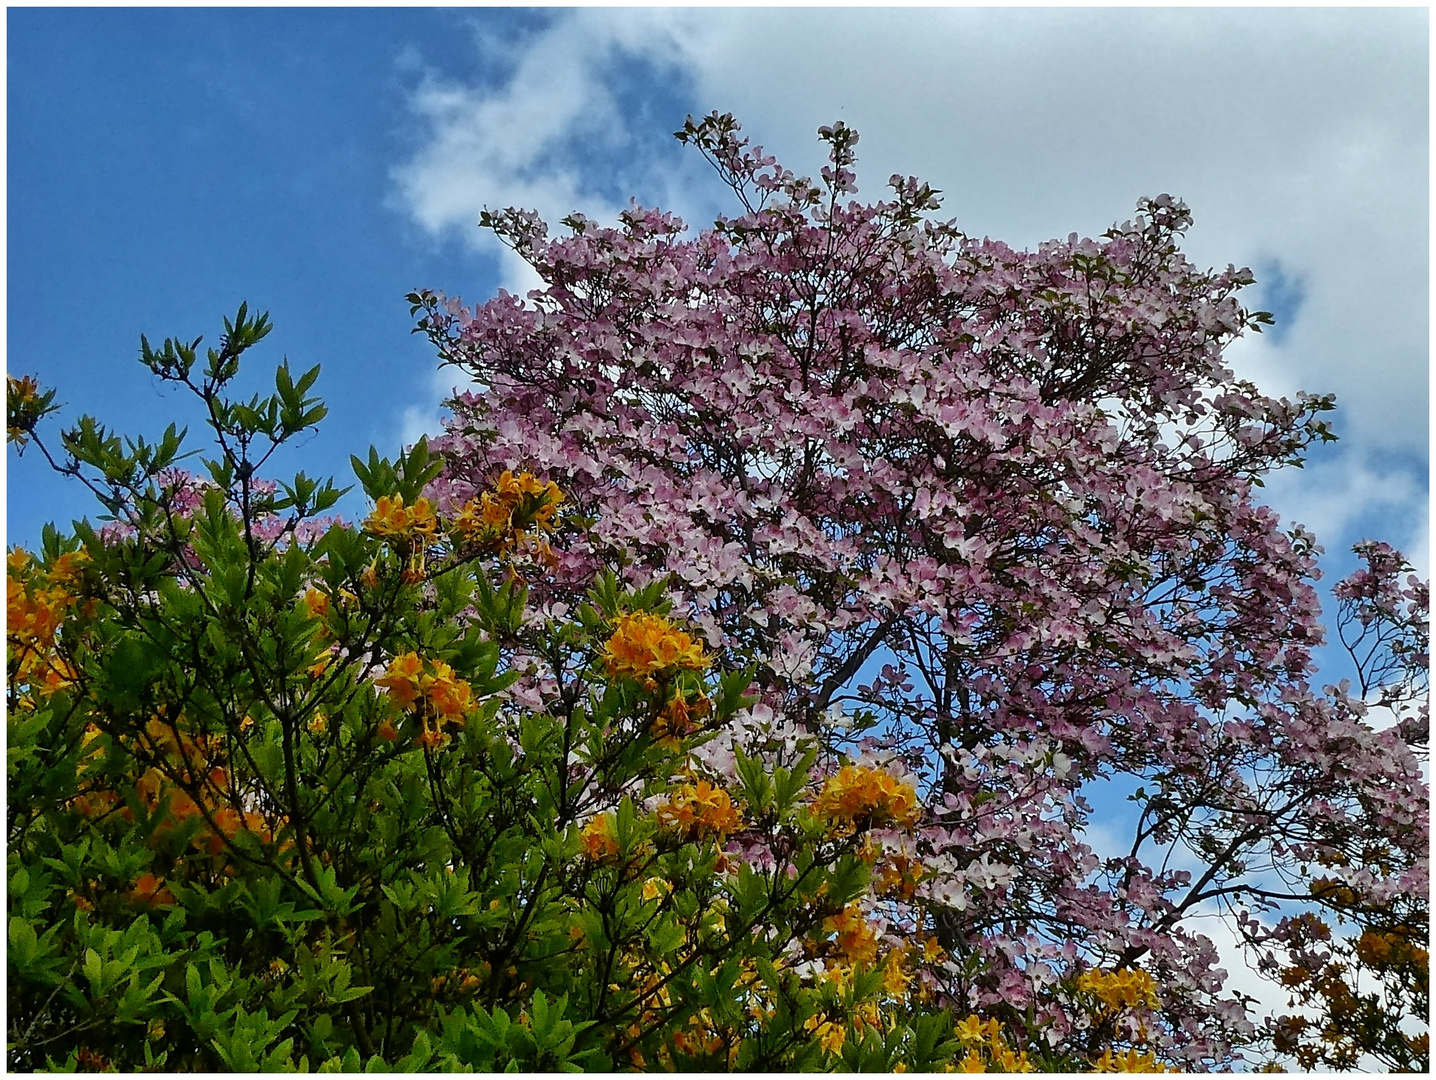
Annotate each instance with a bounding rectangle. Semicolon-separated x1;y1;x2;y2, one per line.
806;1013;850;1056
810;764;921;833
7;374;43;445
70;712;283;876
799;917;916;1061
1091;1048;1171;1072
451;470;563;554
1355;926;1428;973
1077;967;1160;1012
431;966;485;1000
361;473;564;583
952;1014;1036;1072
656;780;744;843
822;904;880;965
373;651;473;748
602;610;709;688
7;548;88;695
651;690;710;748
364;494;439;542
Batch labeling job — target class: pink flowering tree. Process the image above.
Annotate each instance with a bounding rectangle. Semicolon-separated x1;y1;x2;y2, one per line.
1257;541;1428;1071
411;113;1428;1068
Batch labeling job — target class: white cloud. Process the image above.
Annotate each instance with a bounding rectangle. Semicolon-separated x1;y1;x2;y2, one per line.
391;9;714;293
1258;448;1429;565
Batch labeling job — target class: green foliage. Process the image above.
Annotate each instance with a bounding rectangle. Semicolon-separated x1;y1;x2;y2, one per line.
7;308;999;1072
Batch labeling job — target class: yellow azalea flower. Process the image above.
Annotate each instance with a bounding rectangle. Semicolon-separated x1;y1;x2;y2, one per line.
7;374;40;406
821;904;880;965
8;375;44;444
818;962;853;993
880;949;911;996
994;1047;1035;1073
853;1001;882;1033
1077;967;1160;1012
814;1020;846;1055
602;610;709;684
954;1015;988;1044
1091;1048;1169;1072
957;1050;986;1072
810;764;921;832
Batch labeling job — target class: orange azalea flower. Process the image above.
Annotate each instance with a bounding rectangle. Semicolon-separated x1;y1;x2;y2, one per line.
656;780;744;843
875;853;922;898
452;471;563;553
375;651;424;708
303;586;331;619
821;904;879;965
602;611;708;685
581;815;620;860
420;659;473;723
810;764;920;832
653;691;709;746
128;872;176;908
364;494;438;541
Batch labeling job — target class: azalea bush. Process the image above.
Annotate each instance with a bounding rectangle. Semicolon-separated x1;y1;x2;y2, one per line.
412;112;1429;1070
9;313;1180;1072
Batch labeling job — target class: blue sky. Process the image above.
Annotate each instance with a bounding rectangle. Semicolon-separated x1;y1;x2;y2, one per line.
6;5;1429;1030
8;8;505;540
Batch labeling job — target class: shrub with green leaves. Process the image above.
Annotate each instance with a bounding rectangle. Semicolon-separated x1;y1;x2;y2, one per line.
9;309;1010;1072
